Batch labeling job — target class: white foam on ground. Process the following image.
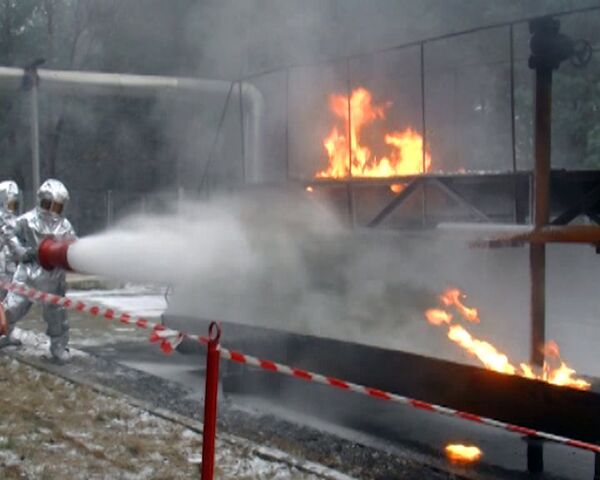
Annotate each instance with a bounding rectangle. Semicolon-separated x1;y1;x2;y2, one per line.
9;327;87;360
68;290;167;318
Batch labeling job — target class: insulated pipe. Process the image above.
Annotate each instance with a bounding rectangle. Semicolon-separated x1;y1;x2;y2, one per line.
38;238;74;271
0;66;266;183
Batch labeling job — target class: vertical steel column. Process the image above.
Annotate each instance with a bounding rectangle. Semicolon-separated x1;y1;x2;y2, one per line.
526;438;544;474
529;65;552;367
345;58;355;226
238;81;246;182
527;16;574;368
526;17;574;474
30;80;41;194
106;189;113;227
177;186;184;214
529;27;549;474
198;82;235;198
420;43;428;227
201;322;221;480
285;68;290;182
509;24;519;223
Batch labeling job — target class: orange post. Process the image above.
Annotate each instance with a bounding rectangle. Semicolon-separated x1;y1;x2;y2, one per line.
201;322;221;480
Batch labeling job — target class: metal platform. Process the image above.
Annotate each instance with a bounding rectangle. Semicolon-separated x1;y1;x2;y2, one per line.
300;169;600;228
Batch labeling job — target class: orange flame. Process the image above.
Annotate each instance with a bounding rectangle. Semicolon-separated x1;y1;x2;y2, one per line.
425;288;590;390
445;444;482;464
425;309;453;326
316;87;431;183
448;325;516;374
440;288;479;323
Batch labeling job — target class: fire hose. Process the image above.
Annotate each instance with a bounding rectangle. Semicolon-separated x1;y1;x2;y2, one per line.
0;239;589;456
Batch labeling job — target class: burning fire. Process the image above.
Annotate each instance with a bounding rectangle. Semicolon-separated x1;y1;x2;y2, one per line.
316;87;431;187
425;288;590;390
440;288;479;323
445;444;482;464
425;309;452;326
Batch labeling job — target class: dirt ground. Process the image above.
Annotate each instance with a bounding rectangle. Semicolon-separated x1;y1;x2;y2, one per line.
0;355;326;480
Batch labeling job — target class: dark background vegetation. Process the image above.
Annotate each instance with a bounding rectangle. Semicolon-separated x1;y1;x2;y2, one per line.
0;0;597;232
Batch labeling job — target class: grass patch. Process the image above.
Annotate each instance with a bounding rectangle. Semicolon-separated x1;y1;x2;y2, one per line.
0;436;16;450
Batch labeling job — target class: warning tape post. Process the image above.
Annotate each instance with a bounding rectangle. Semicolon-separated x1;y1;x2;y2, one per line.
1;279;599;460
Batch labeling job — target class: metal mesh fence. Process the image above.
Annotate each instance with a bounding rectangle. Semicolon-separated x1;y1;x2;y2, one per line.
1;7;599;233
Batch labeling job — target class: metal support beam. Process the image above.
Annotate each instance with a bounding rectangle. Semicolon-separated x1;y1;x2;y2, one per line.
420;43;428;227
30;81;40;194
526;438;544;474
430;178;492;223
588;212;600;225
22;61;44;196
515;173;531;224
528;15;569;368
346;58;355;227
106;189;113;227
551;183;600;225
368;179;422;227
510;24;519;223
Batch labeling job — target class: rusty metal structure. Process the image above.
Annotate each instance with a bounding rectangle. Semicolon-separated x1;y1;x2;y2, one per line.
179;7;600;478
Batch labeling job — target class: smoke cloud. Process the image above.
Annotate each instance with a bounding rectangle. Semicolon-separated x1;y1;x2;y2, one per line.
64;191;507;362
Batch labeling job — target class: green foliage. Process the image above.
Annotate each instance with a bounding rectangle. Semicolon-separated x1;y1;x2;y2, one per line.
553;65;600;168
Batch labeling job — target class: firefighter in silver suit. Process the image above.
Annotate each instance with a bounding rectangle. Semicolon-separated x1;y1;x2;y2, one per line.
0;179;76;361
0;181;20;300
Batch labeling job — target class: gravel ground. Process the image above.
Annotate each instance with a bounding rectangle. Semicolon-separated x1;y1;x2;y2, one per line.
0;324;466;480
0;353;344;480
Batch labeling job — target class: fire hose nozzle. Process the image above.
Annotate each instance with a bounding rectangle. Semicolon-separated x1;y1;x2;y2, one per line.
38;237;75;271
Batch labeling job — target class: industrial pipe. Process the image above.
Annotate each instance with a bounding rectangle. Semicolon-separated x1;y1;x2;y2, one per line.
0;66;268;184
38;238;74;271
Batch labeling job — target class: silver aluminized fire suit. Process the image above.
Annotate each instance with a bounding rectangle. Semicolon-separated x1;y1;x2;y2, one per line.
0;181;20;300
2;179;76;360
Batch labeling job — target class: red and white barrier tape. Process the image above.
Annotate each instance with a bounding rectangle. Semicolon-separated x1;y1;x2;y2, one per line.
1;279;599;455
0;280;208;354
219;348;600;454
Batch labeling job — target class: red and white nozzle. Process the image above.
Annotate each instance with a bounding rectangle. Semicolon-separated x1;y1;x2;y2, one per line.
38;237;75;271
